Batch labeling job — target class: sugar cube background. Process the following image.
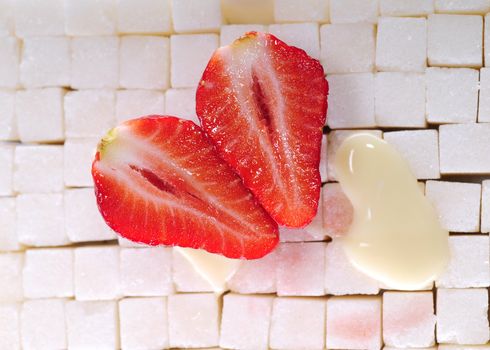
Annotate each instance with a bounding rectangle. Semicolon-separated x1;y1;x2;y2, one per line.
0;143;14;196
117;0;172;34
0;303;20;349
482;180;490;233
14;0;64;37
0;37;19;88
64;0;116;36
322;183;354;238
116;89;165;123
63;138;97;187
274;0;329;23
268;23;320;59
0;197;20;251
379;0;434;16
435;0;490;14
172;248;214;292
221;0;274;24
0;90;17;140
0;252;23;301
171;0;221;33
0;0;14;36
164;88;199;124
329;0;378;24
479;68;490;122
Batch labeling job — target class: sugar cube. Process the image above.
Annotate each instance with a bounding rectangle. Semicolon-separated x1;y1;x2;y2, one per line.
478;68;490;122
0;37;19;88
119;297;168;349
0;197;20;251
22;248;73;298
276;242;326;296
380;0;434;16
117;236;146;248
439;346;490;350
65;0;116;35
171;0;221;33
168;293;219;348
437;288;489;344
274;0;329;23
14;145;64;193
14;0;64;37
482;180;490;233
320;134;327;182
268;23;320;59
117;0;171;34
0;0;14;36
120;247;173;296
172;248;214;292
0;303;20;349
485;14;490;66
74;246;120;301
383;292;436;348
228;249;277;294
375;73;426;128
436;236;489;288
220;24;268;46
435;0;490;14
325;240;380;295
428;14;483;67
322;183;354;238
16;88;64;143
222;0;274;24
64;89;116;138
120;35;170;90
426;68;479;123
20;37;70;88
63;138;97;187
270;297;325;350
439;123;490;174
17;194;68;247
426;181;481;232
21;299;66;350
320;23;375;74
220;293;274;350
170;34;219;88
65;300;119;349
116;89;165;123
330;0;379;24
0;253;23;301
0;143;13;196
164;88;199;124
376;17;427;72
0;90;16;140
64;188;116;243
326;296;382;350
383;130;440;179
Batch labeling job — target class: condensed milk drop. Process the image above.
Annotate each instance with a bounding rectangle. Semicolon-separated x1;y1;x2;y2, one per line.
334;134;449;290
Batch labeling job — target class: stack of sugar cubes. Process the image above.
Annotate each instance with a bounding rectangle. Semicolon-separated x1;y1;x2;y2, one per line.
0;0;489;349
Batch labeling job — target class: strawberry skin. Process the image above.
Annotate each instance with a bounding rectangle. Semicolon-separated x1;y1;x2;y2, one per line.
196;32;328;228
92;116;279;259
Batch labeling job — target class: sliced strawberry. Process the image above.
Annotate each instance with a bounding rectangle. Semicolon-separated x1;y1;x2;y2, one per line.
92;116;279;259
196;32;328;227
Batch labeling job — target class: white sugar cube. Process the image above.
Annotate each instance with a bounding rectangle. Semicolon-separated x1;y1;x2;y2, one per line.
320;23;375;74
172;248;213;292
383;292;436;348
0;37;19;88
326;296;382;350
478;68;490;122
437;288;489;344
220;24;267;46
0;143;13;195
268;23;320;59
436;236;490;288
426;68;479;123
120;35;170;90
120;247;173;296
16;88;64;143
64;89;116;138
17;194;68;247
270;297;326;350
0;198;20;251
320;134;327;182
276;242;326;296
220;294;274;350
14;145;63;193
0;253;23;301
14;0;64;37
116;89;165;123
274;0;329;22
426;181;481;232
376;17;427;72
65;0;116;35
119;297;168;349
117;236;146;248
117;0;171;34
325;240;380;295
380;0;434;16
168;293;219;348
0;0;14;36
439;346;490;350
23;248;73;298
64;188;116;243
435;0;490;14
322;183;354;238
482;180;490;233
439;123;490;174
21;299;66;350
228;249;277;294
485;14;490;66
222;0;274;24
0;303;20;349
71;36;119;89
171;0;221;33
74;246;120;301
383;130;440;179
375;73;426;128
65;300;119;349
64;138;97;187
428;14;483;67
171;34;219;88
0;90;16;140
20;37;70;88
330;0;379;23
164;88;199;124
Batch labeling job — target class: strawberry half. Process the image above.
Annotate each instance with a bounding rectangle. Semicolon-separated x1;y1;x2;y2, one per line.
196;32;328;227
92;116;279;259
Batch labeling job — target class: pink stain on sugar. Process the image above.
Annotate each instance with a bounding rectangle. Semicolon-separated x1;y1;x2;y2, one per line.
330;312;379;342
384;295;434;334
322;183;354;237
